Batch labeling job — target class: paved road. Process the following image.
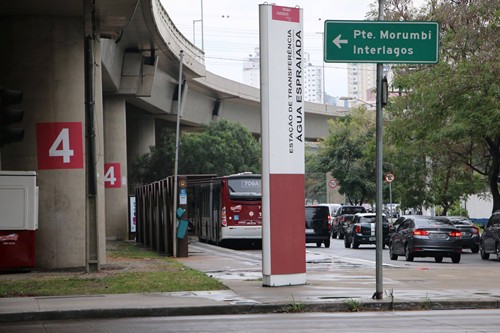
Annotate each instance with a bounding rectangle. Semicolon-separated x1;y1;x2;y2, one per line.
2;309;500;332
184;237;500;304
310;237;496;267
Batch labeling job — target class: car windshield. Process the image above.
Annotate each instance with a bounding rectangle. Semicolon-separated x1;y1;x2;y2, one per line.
228;178;261;197
360;216;388;223
490;216;500;227
306;207;329;221
418;219;454;227
452;220;473;226
342;206;366;214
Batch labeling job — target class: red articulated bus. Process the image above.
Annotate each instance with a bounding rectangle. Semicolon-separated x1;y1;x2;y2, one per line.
188;172;262;245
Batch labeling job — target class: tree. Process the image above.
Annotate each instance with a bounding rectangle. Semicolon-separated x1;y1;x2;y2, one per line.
130;119;261;189
179;119;261;175
305;146;326;203
386;0;500;213
129;129;176;189
318;107;377;205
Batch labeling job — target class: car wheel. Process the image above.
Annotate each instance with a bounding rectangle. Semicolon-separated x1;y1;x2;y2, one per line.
352;237;359;249
480;247;490;260
496;244;500;262
344;236;351;248
324;239;331;248
389;246;398;260
451;253;461;264
405;245;414;262
332;231;337;239
316;242;322;248
434;256;443;263
470;245;479;254
339;231;344;240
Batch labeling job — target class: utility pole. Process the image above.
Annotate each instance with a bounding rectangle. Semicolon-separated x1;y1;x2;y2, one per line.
374;0;385;300
173;50;184;257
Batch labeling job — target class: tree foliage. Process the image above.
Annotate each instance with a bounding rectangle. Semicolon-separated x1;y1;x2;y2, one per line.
130;119;261;190
305;146;326;203
317;107;377;205
385;0;500;213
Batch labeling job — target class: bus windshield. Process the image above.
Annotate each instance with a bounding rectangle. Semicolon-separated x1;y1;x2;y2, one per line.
228;178;261;198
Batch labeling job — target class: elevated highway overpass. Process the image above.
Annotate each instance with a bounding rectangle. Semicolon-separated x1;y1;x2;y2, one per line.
0;0;349;270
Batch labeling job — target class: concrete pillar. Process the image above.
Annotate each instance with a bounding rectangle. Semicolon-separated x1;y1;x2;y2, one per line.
103;97;129;240
126;110;156;176
0;16;106;269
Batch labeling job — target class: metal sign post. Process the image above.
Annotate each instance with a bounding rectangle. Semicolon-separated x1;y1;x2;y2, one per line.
374;0;385;301
385;173;395;223
173;50;184;258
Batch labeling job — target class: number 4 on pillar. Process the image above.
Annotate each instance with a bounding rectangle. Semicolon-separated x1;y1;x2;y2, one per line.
36;122;84;170
104;163;122;188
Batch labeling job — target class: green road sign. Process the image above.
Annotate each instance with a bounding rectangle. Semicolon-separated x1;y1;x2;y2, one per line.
324;20;439;63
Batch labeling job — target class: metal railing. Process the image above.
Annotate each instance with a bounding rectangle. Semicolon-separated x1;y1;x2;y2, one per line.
135;176;175;255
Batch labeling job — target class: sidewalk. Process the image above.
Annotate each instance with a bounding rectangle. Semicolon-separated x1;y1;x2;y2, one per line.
1;241;499;323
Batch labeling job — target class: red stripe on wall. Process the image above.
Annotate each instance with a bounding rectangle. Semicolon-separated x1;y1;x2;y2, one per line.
269;174;306;274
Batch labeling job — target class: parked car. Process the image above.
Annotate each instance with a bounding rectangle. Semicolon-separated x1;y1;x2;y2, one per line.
319;203;341;228
389;214;424;235
344;213;391;249
332;205;367;239
389;216;462;263
480;210;500;261
434;216;480;253
305;205;331;248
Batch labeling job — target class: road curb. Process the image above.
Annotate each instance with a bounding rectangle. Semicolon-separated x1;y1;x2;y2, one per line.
1;299;499;323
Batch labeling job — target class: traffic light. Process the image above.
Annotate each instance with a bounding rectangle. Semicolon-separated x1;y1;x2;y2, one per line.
0;87;24;147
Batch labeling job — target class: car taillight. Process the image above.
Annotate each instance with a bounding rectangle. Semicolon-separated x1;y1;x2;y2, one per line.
221;207;227;227
471;226;479;234
449;231;462;237
355;225;361;233
413;229;429;236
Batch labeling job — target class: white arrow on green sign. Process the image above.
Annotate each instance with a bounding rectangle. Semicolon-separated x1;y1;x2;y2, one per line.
324;20;439;64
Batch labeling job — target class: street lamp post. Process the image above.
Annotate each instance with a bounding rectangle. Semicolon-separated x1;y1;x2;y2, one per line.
193;19;202;47
192;0;204;51
339;96;375;108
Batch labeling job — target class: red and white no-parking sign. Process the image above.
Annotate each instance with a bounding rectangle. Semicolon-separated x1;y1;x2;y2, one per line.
36;122;84;170
328;179;338;188
385;173;395;183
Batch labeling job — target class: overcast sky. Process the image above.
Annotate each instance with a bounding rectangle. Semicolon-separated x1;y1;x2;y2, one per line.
161;0;423;99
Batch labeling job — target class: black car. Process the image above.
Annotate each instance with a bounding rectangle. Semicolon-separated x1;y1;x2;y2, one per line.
480;210;500;261
389;216;462;263
331;205;367;239
344;213;391;249
305;205;331;248
434;216;480;253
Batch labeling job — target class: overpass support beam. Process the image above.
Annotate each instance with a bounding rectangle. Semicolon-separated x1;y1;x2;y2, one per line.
104;97;129;240
0;16;106;269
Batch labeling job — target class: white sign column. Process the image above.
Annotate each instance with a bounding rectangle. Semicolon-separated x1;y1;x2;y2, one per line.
260;4;306;286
